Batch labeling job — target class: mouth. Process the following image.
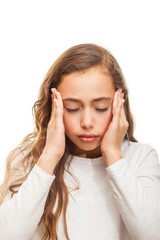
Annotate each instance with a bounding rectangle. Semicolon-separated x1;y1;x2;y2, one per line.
78;134;99;143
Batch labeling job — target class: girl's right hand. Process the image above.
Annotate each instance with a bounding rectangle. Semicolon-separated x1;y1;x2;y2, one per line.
37;88;66;174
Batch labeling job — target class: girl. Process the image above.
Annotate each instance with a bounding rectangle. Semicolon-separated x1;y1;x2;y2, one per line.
0;43;160;240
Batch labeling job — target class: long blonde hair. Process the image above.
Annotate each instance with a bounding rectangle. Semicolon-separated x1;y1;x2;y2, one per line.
0;43;137;239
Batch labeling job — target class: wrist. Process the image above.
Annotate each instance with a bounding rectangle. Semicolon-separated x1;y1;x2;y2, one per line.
42;147;62;160
37;150;61;175
102;149;123;167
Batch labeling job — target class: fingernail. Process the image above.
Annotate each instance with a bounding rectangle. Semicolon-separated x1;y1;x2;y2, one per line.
116;91;119;98
51;88;55;94
51;88;53;93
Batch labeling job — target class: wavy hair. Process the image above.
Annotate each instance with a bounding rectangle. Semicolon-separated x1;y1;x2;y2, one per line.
0;43;137;239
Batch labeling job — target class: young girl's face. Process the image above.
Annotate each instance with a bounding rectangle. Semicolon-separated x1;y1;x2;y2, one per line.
57;67;115;158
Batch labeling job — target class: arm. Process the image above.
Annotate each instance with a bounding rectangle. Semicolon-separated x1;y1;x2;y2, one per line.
100;89;160;239
0;165;55;240
106;145;160;240
0;88;65;239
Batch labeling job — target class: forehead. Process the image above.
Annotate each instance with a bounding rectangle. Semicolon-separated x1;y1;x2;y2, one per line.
57;67;115;98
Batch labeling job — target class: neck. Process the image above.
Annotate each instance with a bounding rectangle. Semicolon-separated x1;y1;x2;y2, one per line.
71;145;102;159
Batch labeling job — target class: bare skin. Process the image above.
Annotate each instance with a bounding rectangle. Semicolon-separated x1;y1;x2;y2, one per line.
37;81;128;175
100;88;128;166
37;88;66;175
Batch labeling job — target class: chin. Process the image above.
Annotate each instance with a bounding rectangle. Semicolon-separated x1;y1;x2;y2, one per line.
76;142;100;151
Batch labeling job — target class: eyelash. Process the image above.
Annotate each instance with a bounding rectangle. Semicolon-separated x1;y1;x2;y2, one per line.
65;108;109;112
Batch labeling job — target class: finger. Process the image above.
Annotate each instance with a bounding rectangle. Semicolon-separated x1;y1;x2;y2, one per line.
118;88;122;102
118;90;125;116
121;103;127;121
54;96;62;119
50;88;56;120
114;89;122;115
112;91;118;115
120;102;129;134
120;103;125;118
120;102;127;128
120;91;124;102
120;92;128;125
113;98;125;124
55;89;64;115
120;92;126;118
51;88;62;115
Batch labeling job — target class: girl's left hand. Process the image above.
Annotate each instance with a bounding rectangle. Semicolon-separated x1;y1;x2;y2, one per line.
100;89;129;164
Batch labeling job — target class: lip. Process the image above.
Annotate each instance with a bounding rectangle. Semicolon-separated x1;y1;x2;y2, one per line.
78;134;98;137
78;134;99;142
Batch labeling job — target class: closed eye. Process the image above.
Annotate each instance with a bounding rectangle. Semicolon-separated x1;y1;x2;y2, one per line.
65;108;79;112
96;108;109;112
65;107;109;112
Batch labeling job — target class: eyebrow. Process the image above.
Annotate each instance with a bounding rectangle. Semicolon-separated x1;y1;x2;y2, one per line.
63;97;112;103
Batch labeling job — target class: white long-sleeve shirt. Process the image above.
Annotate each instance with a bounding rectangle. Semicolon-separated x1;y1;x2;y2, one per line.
0;140;160;240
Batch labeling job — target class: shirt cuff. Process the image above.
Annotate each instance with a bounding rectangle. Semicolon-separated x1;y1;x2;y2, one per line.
34;164;56;183
106;158;127;174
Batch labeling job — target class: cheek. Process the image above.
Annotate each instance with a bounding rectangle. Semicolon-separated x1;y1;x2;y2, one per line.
63;113;77;133
99;111;112;132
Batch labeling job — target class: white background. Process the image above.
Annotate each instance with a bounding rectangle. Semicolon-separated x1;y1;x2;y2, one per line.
0;0;160;185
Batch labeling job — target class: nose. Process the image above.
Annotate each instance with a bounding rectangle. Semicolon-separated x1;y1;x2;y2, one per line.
80;108;94;129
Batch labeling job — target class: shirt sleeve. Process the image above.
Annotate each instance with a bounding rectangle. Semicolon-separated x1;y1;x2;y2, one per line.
106;144;160;240
0;164;55;240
